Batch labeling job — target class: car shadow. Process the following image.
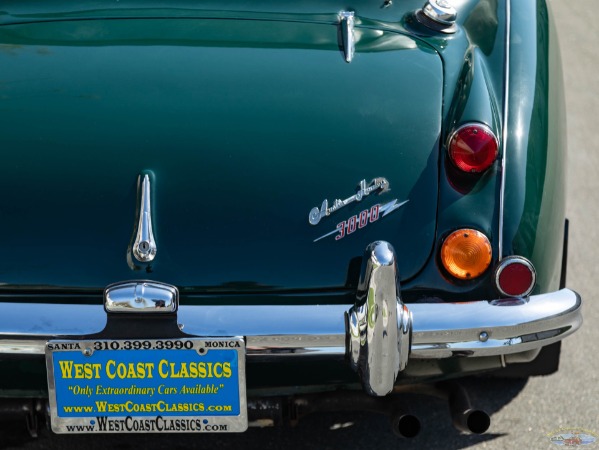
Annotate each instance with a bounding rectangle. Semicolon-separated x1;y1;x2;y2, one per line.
0;377;527;450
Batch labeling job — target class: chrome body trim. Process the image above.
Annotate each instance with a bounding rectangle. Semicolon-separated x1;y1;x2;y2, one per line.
0;289;581;364
104;280;178;313
498;0;511;258
338;11;355;63
348;242;412;396
132;174;157;262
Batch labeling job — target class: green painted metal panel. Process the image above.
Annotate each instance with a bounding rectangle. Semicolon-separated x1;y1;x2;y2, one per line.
0;18;442;291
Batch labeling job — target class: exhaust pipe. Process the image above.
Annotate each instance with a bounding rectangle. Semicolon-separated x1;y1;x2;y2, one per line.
290;392;421;438
0;399;42;438
390;410;421;438
442;382;490;434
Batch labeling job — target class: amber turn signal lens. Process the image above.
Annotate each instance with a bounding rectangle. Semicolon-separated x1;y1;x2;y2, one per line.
441;229;492;280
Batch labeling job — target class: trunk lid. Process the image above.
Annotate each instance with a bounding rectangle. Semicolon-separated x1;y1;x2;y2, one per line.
0;16;442;291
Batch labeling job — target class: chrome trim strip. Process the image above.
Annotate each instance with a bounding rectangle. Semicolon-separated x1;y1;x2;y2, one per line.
0;290;581;361
132;174;157;262
339;11;355;63
0;340;47;354
104;280;178;313
498;0;511;259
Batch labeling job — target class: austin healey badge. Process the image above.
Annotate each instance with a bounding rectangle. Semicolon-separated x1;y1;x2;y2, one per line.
308;178;389;225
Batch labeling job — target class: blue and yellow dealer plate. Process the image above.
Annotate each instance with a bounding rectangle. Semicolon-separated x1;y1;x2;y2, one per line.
45;338;247;433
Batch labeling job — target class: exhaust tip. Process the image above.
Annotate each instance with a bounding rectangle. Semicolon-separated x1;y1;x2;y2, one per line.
391;413;421;438
441;381;491;435
465;409;490;434
451;409;491;434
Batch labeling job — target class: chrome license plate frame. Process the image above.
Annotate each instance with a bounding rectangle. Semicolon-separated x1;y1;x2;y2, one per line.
46;337;247;434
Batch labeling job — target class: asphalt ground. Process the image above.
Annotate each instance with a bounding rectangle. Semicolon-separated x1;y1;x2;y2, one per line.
1;0;597;448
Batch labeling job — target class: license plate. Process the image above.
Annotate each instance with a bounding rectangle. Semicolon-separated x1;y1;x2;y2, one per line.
46;338;247;433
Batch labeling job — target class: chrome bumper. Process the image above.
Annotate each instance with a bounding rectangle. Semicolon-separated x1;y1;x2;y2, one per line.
0;242;582;396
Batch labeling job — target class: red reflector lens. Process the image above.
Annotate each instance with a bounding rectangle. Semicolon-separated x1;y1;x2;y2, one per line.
448;124;498;173
496;257;536;297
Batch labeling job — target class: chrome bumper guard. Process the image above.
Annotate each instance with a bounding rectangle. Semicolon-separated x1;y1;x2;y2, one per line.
0;242;582;397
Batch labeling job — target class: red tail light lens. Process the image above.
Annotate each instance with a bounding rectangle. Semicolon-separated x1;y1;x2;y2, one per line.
448;123;498;173
495;257;536;297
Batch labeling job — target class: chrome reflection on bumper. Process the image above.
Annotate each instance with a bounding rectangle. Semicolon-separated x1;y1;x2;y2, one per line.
0;290;581;358
348;242;412;396
104;280;178;313
0;274;582;397
184;288;580;360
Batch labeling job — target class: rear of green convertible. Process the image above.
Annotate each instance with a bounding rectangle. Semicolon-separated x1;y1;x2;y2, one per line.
0;0;582;437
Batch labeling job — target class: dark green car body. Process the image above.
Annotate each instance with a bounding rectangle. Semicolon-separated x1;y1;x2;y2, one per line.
0;0;581;435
